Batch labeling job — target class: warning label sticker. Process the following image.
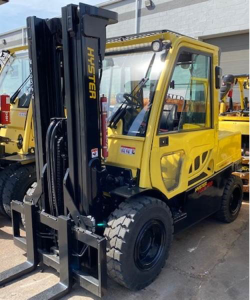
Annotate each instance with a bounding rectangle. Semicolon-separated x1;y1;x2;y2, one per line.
19;112;27;117
120;145;136;155
91;148;98;158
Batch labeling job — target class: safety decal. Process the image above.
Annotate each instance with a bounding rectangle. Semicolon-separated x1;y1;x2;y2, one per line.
19;112;27;117
120;145;136;155
91;148;98;158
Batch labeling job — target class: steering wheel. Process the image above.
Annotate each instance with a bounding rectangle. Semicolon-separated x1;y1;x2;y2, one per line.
123;93;141;108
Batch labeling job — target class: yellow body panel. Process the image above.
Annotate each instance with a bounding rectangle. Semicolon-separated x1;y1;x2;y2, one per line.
105;32;240;200
107;135;144;176
151;129;216;198
219;116;249;136
216;130;241;170
0;100;34;155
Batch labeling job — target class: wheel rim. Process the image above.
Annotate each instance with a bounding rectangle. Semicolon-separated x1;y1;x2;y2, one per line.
134;220;166;271
229;186;242;215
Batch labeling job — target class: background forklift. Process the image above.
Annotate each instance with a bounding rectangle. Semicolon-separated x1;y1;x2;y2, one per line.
0;46;36;218
219;74;249;192
0;3;243;298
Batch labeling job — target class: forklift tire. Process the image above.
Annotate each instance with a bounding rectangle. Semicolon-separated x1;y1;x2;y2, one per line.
215;175;243;223
0;164;20;217
104;196;173;290
2;164;36;218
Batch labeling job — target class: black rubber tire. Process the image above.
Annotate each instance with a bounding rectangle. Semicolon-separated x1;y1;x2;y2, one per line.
104;196;173;290
0;164;20;217
2;164;36;218
215;175;243;223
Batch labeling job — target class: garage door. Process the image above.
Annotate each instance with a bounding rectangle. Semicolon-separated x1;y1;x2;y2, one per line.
204;33;249;75
204;33;249;101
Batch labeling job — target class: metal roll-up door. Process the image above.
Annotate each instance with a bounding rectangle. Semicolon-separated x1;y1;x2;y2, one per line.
204;33;249;101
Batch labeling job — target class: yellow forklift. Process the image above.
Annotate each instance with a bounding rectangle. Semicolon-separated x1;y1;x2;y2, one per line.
0;46;36;217
0;3;243;298
219;74;249;192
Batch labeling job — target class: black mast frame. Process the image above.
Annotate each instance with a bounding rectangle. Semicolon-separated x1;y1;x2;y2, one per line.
0;3;117;299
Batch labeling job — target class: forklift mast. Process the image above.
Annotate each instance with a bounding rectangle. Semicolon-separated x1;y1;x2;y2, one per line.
0;3;117;299
62;4;112;216
27;15;65;215
28;4;117;219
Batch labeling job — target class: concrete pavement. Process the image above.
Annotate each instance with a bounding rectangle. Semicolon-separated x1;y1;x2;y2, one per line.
0;199;248;300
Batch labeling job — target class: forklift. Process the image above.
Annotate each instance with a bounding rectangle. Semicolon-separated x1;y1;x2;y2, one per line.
0;3;243;298
219;74;249;192
0;46;36;218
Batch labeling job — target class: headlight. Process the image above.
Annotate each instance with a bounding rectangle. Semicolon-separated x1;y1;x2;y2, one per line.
151;40;163;52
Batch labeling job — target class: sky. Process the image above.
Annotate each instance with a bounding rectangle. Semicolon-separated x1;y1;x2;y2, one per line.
0;0;103;33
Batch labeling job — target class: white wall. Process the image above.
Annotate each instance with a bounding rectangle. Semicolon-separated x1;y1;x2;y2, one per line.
0;0;248;49
0;27;27;50
103;0;249;39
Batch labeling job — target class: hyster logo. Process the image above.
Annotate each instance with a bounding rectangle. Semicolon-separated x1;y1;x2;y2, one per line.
195;181;213;194
87;47;96;99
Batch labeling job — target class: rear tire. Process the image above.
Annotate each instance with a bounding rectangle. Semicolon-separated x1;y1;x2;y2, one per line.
215;175;243;223
2;164;36;218
104;196;173;290
0;164;20;217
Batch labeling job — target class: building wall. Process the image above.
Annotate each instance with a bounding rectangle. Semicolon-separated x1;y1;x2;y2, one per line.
0;0;248;67
0;0;248;102
0;27;27;50
102;0;249;39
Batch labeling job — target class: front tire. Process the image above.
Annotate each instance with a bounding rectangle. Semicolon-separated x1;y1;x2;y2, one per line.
0;164;20;217
215;175;243;223
2;164;36;218
104;196;173;290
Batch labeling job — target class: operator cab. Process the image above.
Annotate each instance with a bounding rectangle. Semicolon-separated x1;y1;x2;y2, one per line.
159;51;210;132
0;50;31;108
101;47;166;136
101;40;211;138
0;49;33;155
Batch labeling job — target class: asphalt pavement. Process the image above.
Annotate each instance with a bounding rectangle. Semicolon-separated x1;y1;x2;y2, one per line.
0;198;248;300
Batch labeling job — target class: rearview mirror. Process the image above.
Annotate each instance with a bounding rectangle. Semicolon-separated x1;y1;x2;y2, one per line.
215;66;222;89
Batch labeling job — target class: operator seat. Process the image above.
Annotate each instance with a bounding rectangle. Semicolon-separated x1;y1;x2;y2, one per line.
160;104;178;131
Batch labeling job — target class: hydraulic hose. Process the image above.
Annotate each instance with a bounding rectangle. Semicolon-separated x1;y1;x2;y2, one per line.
45;120;57;216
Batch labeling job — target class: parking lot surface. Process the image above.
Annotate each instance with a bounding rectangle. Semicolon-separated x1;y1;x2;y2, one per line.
0;199;248;300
